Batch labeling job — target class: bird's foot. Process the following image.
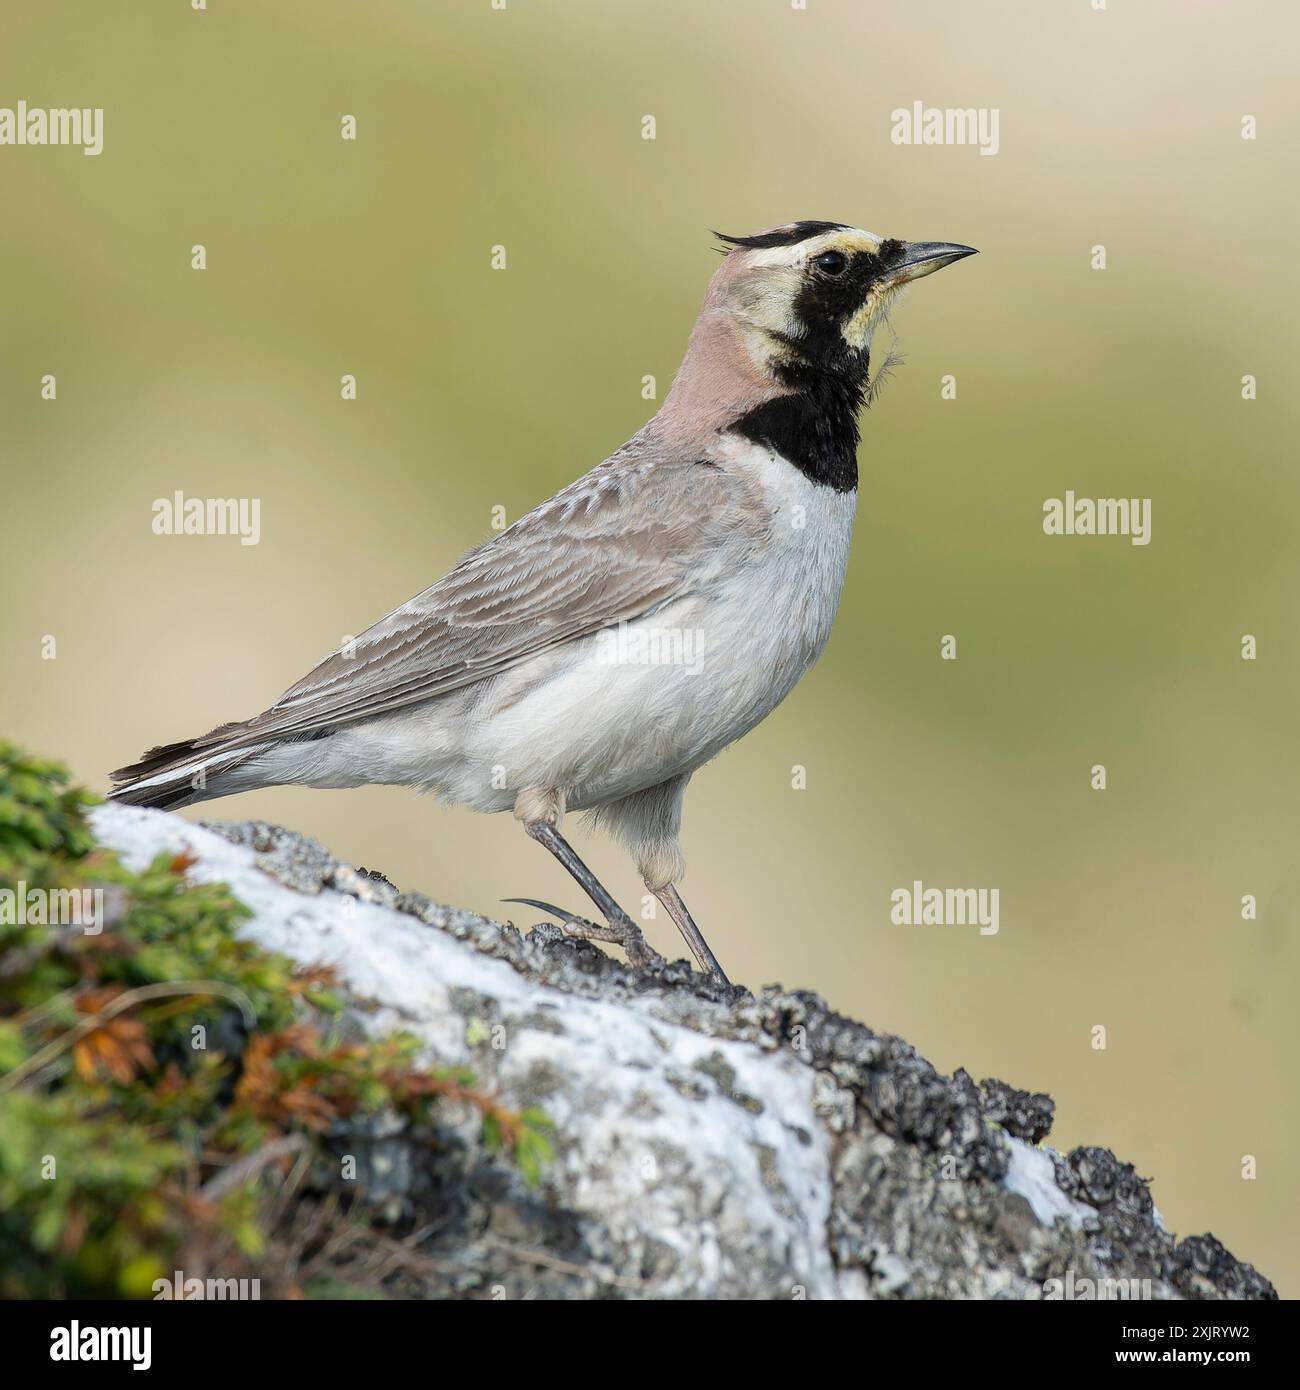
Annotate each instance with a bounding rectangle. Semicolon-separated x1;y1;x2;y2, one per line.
503;897;666;971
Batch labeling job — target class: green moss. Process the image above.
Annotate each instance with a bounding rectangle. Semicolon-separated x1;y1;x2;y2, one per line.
0;741;551;1298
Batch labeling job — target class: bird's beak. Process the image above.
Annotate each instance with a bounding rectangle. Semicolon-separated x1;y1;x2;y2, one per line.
889;241;979;284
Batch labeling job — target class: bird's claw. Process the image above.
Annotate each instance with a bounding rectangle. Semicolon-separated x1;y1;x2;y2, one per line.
503;897;666;970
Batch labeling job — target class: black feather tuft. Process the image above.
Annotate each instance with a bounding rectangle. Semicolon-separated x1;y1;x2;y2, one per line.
712;221;848;252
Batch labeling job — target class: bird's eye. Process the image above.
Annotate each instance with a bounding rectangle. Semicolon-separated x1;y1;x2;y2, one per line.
814;250;847;276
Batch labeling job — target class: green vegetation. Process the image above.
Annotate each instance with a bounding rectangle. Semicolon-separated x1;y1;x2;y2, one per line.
0;743;551;1298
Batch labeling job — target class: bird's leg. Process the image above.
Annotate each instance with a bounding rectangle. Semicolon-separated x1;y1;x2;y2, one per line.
511;819;666;971
653;883;730;986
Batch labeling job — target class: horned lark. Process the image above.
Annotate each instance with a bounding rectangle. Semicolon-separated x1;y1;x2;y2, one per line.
111;221;976;984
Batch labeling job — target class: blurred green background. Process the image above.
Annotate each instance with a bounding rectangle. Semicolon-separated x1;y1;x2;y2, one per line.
2;0;1296;1295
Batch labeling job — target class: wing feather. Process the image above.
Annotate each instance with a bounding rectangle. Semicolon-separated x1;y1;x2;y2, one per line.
192;456;757;752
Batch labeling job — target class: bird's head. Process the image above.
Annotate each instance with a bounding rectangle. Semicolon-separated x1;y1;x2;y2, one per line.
705;220;976;391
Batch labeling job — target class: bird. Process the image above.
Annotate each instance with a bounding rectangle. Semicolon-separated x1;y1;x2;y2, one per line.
110;220;976;986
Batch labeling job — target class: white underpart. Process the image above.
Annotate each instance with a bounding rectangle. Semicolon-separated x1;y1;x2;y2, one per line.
247;438;857;816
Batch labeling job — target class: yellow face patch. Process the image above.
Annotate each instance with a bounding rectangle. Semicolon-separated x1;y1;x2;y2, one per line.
828;231;909;351
841;280;902;352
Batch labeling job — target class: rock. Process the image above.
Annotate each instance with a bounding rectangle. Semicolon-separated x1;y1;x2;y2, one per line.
89;803;1277;1301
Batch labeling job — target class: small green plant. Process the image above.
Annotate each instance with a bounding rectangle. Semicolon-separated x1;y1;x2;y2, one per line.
0;742;552;1298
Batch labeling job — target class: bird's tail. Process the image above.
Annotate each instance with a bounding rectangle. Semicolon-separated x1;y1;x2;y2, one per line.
108;721;269;811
